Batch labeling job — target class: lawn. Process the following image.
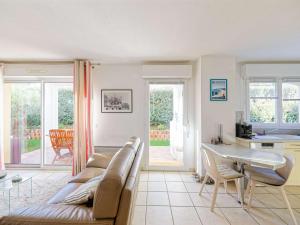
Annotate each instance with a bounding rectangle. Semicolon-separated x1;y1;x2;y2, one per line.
150;139;170;146
25;139;41;152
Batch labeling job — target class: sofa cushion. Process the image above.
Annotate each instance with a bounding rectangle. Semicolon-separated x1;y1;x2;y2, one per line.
124;137;140;154
0;204;114;225
86;153;114;169
244;165;286;186
64;176;103;205
48;183;82;204
69;168;106;183
93;144;136;219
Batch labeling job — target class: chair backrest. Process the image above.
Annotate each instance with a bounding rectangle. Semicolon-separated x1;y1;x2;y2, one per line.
202;148;218;178
276;154;295;182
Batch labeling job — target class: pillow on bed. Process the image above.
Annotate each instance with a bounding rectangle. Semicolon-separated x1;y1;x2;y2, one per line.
63;175;103;205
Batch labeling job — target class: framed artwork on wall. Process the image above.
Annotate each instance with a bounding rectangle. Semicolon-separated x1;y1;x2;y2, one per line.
101;89;133;113
210;79;228;101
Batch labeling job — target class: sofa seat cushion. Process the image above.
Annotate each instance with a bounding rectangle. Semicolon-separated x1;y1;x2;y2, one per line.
69;168;106;183
48;183;82;204
244;165;286;186
0;204;114;225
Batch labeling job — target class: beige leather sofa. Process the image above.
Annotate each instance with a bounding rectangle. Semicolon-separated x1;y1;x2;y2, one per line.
0;137;144;225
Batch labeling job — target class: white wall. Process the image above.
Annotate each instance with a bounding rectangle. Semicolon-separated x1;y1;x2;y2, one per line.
92;64;146;147
200;55;238;143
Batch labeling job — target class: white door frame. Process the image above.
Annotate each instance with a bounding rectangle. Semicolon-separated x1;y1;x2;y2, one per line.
144;79;189;171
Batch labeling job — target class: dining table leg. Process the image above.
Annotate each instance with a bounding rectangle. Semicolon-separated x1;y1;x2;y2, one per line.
236;162;245;207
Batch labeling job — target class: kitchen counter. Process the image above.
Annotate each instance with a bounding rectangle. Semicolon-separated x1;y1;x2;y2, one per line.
237;134;300;143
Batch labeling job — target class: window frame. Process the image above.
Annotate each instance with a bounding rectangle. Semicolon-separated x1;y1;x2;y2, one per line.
246;78;300;129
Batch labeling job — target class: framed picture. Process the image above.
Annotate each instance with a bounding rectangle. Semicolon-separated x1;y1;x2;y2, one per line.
101;89;133;113
210;79;228;101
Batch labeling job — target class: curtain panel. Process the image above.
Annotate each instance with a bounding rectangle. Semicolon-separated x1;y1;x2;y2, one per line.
73;60;93;175
0;64;5;170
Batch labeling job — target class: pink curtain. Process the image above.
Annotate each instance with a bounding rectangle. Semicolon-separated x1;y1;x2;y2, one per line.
0;64;5;170
73;60;93;175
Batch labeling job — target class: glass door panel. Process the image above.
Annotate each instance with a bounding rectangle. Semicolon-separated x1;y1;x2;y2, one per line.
149;83;184;167
3;83;41;165
44;83;74;165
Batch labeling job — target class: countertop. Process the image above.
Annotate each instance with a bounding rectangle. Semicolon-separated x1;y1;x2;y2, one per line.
237;134;300;143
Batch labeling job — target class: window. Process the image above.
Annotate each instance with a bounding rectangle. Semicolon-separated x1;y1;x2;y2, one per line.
247;78;300;127
282;80;300;124
249;81;277;123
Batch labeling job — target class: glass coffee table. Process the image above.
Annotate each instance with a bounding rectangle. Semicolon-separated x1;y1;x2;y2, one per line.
0;175;33;213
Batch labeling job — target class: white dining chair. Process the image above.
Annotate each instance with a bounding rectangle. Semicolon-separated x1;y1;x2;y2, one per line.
199;148;244;211
245;155;298;225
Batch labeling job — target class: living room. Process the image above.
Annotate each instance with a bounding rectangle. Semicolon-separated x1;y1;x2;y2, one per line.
0;1;300;225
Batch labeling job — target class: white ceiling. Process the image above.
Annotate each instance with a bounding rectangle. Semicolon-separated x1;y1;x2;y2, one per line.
1;0;300;63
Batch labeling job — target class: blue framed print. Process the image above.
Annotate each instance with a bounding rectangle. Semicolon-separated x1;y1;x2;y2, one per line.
210;79;228;101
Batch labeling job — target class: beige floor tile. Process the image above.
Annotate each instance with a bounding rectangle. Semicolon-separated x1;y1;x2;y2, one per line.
214;194;241;208
140;173;149;182
147;192;169;206
146;206;173;225
255;194;286;208
136;192;147;205
168;193;193;206
132;206;146;225
196;207;229;225
189;192;212;207
248;207;286;225
166;182;187;192
148;182;167;192
251;186;270;194
285;186;300;195
172;207;201;225
271;208;300;225
221;208;258;225
265;186;281;194
164;172;182;182
273;193;300;209
180;172;195;182
205;183;227;193
184;182;202;193
138;182;148;191
148;172;165;181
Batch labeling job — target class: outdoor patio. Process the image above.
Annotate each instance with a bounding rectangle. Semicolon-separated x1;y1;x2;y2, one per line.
21;147;72;165
149;146;183;167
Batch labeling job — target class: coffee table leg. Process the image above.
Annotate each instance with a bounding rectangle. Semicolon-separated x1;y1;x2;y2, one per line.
8;189;11;214
30;178;32;197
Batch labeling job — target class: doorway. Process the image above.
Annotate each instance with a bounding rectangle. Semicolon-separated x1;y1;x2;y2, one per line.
148;83;185;169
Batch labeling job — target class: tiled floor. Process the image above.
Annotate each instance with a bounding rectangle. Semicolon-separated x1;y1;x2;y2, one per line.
149;146;183;167
133;171;300;225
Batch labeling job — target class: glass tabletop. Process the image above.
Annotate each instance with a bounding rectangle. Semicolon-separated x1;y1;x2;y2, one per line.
0;175;32;191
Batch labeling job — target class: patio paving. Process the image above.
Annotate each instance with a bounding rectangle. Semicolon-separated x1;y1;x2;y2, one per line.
149;146;183;167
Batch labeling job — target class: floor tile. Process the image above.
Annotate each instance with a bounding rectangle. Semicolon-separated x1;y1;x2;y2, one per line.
285;186;300;195
184;182;202;193
255;193;286;208
248;207;286;225
205;183;227;193
165;172;182;182
148;182;167;192
221;208;258;225
147;192;169;206
136;192;147;205
138;182;148;191
172;207;201;225
132;206;146;225
180;172;195;182
166;182;187;192
140;172;149;182
271;208;300;225
169;192;193;206
148;172;165;181
189;192;212;207
146;206;173;225
196;207;229;225
214;193;241;208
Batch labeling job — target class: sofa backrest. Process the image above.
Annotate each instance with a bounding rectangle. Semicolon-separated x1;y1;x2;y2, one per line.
92;137;141;219
115;142;144;225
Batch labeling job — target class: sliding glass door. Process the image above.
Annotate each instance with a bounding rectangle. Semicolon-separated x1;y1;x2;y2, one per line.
3;81;73;167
